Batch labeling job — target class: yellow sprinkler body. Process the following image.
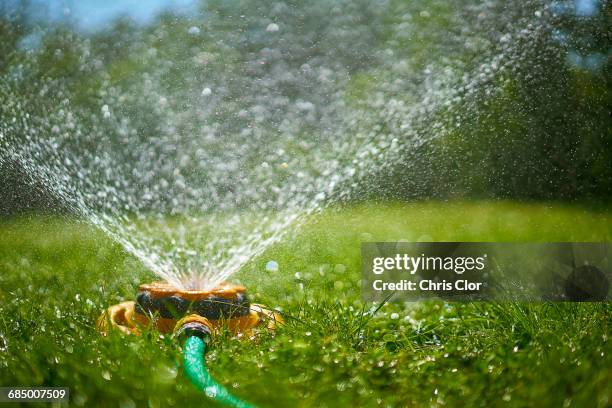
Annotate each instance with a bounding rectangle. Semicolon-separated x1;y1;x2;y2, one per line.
97;281;282;337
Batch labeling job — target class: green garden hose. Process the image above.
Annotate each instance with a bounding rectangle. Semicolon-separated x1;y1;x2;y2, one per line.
183;336;256;408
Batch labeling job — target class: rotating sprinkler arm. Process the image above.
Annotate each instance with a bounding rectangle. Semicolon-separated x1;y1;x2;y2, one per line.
174;315;257;408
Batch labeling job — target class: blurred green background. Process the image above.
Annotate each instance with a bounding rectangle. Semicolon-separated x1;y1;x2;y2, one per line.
1;0;611;216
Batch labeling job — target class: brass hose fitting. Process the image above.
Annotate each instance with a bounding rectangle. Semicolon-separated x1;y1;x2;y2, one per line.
173;314;214;343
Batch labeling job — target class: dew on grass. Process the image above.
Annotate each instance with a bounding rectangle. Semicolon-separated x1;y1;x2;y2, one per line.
318;265;329;276
156;365;178;383
266;260;279;273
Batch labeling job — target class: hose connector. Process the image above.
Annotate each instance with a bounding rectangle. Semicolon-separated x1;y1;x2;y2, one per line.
173;314;214;344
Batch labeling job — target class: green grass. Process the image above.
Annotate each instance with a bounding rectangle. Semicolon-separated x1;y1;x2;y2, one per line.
0;201;611;407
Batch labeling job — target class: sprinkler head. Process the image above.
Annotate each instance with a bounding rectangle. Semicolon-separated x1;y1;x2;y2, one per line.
136;281;250;320
97;281;283;336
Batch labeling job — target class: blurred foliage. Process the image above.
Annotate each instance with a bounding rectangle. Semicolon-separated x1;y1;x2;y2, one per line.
446;1;611;200
365;1;612;202
0;0;611;216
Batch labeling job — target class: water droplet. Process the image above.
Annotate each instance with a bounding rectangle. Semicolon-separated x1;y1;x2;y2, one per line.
266;260;279;273
266;23;279;32
0;334;8;352
156;365;178;383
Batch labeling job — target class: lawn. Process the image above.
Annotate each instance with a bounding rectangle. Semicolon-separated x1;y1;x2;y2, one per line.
0;201;610;407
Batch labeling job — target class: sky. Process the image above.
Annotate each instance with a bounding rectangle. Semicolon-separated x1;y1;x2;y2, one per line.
13;0;198;30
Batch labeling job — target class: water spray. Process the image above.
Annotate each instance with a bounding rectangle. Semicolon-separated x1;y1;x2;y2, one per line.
97;282;282;407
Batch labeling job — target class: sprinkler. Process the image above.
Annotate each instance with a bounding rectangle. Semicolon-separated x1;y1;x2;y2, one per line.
97;281;282;408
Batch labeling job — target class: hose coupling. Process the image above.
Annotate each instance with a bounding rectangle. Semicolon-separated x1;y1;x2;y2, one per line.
173;314;214;344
